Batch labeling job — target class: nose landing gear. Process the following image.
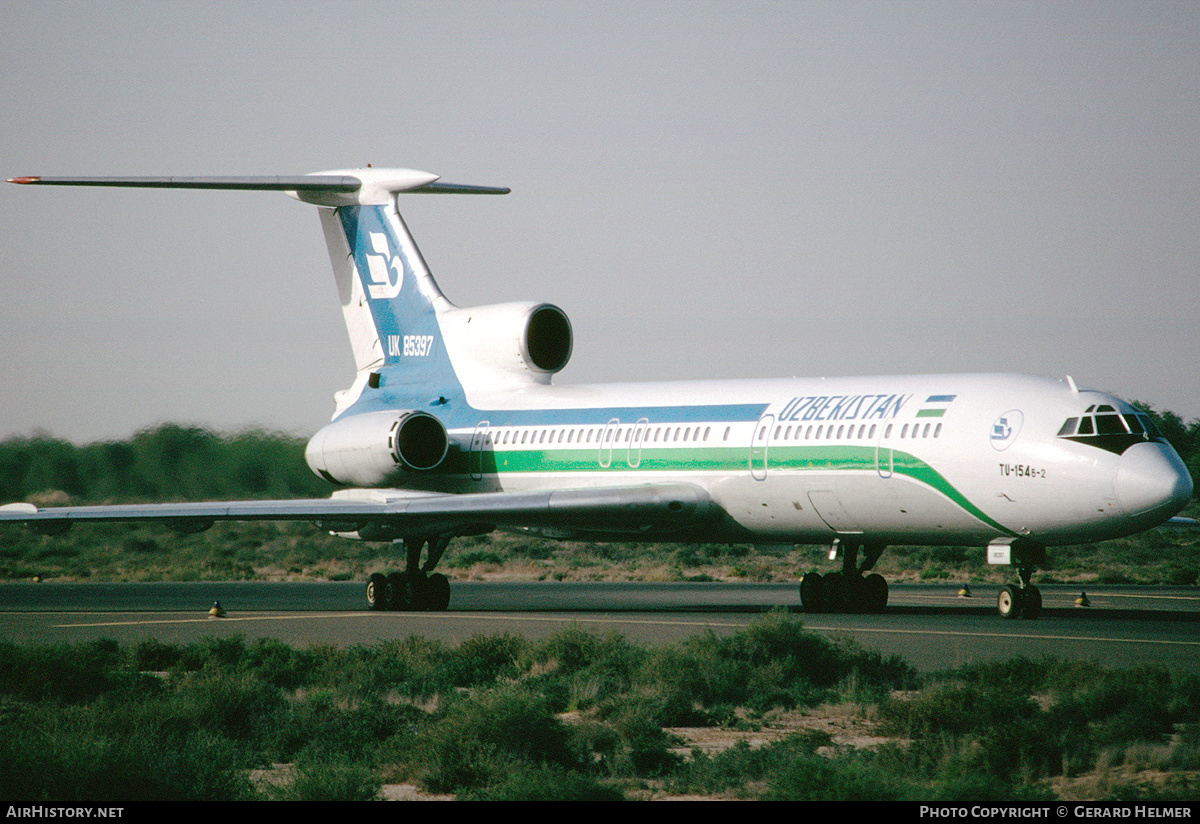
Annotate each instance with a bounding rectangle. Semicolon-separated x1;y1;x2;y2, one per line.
994;540;1044;620
997;561;1042;620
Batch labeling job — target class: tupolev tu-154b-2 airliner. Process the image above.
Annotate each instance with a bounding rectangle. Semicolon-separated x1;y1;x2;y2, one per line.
2;168;1192;619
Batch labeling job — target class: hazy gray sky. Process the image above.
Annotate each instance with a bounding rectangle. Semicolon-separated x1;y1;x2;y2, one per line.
2;1;1197;443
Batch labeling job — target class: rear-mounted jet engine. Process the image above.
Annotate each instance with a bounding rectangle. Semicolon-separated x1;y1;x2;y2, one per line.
305;409;449;487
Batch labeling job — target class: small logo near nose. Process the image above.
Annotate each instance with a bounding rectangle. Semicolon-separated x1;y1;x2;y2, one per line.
990;410;1023;451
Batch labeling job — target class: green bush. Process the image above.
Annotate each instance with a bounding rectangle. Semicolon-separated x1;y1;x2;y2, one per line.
0;639;147;704
669;733;908;800
415;685;582;793
271;755;382;801
453;549;504;566
459;765;624;801
609;709;682;777
0;706;257;801
637;611;916;720
764;753;905;801
447;633;526;688
182;669;289;743
525;627;646;713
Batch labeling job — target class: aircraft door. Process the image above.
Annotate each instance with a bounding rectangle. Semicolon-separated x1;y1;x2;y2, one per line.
628;418;649;468
875;420;893;478
598;418;619;468
750;414;774;481
469;421;490;481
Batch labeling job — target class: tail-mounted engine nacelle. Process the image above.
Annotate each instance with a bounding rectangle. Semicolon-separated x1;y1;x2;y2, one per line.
440;301;572;385
305;409;449;487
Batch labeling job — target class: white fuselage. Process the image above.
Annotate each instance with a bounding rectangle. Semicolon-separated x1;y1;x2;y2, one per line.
360;371;1191;548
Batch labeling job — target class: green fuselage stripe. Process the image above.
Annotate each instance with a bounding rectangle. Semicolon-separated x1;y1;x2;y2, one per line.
433;443;1015;536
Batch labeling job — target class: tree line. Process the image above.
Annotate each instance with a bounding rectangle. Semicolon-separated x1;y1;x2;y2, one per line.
0;424;336;504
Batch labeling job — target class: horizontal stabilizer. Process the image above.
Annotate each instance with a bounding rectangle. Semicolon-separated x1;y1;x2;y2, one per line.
7;168;509;206
6;175;361;191
410;181;512;195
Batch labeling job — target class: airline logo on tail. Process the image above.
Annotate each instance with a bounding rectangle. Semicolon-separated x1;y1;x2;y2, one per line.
365;232;403;299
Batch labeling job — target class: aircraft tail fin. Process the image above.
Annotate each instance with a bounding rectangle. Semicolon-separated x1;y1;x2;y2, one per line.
9;167;510;399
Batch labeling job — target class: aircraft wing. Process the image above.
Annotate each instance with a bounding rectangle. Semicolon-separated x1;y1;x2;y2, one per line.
0;483;719;540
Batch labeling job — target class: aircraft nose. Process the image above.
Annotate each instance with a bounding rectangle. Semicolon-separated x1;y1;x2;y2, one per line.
1115;441;1193;522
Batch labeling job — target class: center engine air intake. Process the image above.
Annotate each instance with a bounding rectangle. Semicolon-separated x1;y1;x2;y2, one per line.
439;301;573;385
524;304;573;373
306;409;449;487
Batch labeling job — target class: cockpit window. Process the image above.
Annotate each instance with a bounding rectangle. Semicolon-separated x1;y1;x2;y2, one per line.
1132;414;1165;439
1095;412;1126;435
1123;414;1146;437
1057;408;1164;455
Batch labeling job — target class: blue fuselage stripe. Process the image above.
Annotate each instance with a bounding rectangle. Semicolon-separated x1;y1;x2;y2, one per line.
341;397;769;430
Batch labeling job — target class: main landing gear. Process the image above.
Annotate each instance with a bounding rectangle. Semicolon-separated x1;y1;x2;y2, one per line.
365;535;453;611
799;541;889;614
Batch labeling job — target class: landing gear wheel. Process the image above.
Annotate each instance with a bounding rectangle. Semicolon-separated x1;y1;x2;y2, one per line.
823;571;846;613
425;573;451;612
799;572;824;614
997;584;1024;619
862;573;888;614
409;574;429;611
387;571;414;611
366;573;389;611
1020;585;1042;620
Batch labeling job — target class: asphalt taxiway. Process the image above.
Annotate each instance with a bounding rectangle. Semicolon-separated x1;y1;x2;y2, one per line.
0;581;1196;673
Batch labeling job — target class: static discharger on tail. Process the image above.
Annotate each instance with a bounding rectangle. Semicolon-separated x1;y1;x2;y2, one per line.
2;168;1194;618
